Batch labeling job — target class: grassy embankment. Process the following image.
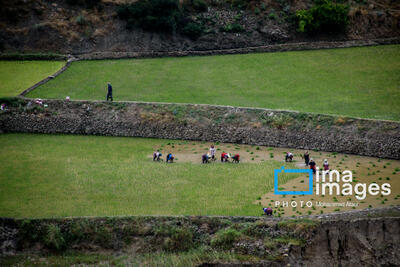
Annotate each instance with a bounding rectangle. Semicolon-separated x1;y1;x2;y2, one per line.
0;60;65;97
27;45;400;121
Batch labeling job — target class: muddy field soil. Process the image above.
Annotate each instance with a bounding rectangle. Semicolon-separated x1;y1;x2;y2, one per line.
150;141;400;217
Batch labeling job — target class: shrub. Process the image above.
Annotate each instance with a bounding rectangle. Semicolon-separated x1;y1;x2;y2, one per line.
270;114;293;129
192;0;208;12
44;224;66;252
18;220;41;244
268;10;277;20
66;0;101;8
93;225;113;248
163;228;194;251
66;219;91;243
221;23;244;33
296;0;349;33
117;0;183;32
230;0;249;9
182;22;205;39
211;228;242;249
76;15;86;25
0;97;26;107
155;225;194;252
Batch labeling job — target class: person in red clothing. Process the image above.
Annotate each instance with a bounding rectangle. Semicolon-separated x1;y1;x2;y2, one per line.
323;159;329;172
309;158;316;174
232;154;240;163
221;152;229;162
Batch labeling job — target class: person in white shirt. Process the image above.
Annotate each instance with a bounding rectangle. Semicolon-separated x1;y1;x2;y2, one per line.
153;150;162;161
209;144;216;160
285;152;293;162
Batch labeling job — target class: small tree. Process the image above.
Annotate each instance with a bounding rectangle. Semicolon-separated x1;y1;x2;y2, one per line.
182;22;204;39
296;0;349;33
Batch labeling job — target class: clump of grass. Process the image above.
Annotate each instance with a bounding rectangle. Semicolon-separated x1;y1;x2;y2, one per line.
277;219;318;231
211;228;242;249
76;14;86;25
155;225;194;252
44;224;66;252
274;235;305;246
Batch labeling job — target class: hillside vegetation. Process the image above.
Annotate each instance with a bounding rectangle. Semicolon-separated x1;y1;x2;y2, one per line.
0;0;399;53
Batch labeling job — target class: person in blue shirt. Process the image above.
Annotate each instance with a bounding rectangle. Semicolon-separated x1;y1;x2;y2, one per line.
166;153;174;163
106;82;113;101
202;153;210;164
263;207;273;216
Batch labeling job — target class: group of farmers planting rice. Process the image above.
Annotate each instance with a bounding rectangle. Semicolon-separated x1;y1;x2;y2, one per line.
152;144;331;217
152;144;240;164
153;144;330;174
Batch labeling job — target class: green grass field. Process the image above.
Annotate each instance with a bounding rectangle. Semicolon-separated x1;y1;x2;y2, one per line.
0;133;301;218
0;60;65;97
27;45;400;121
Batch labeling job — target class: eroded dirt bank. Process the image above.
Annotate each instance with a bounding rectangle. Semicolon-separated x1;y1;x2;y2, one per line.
0;207;399;266
1;0;399;54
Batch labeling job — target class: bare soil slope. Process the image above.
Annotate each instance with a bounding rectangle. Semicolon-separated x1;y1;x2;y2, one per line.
0;0;399;54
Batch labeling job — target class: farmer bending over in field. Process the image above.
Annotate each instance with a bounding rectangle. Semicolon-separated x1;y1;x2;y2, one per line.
263;207;273;216
221;152;230;162
285;152;293;162
232;154;240;163
323;159;329;172
106;82;113;101
309;158;316;174
153;151;162;161
166;153;174;163
202;153;210;164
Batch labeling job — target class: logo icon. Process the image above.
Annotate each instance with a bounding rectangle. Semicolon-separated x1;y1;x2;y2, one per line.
274;166;313;195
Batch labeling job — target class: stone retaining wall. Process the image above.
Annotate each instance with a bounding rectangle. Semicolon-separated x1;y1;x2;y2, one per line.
1;99;399;159
19;57;77;96
75;38;400;60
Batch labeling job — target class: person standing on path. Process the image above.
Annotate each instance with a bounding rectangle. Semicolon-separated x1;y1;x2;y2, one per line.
106;82;113;101
303;151;310;166
209;144;216;160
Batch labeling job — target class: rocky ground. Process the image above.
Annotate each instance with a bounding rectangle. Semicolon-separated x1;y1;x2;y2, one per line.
0;0;399;54
1;98;399;159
